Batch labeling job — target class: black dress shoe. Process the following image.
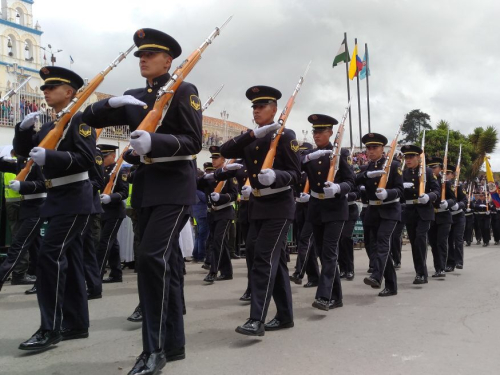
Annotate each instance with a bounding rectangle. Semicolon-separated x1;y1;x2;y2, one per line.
11;275;36;285
103;276;122;283
378;288;397;297
289;274;302;285
264;318;294;331
19;329;62;351
413;276;428;285
312;298;330;311
87;293;102;300
216;274;233;281
25;285;37;295
203;273;216;283
128;350;166;375
239;292;251;302
339;272;346;279
466;242;471;247
345;272;354;281
165;346;185;362
329;299;343;309
445;266;454;272
201;263;211;270
127;306;143;322
456;264;463;269
235;319;265;336
61;328;89;341
303;281;318;288
363;277;381;288
476;240;481;245
394;262;401;269
483;242;489;247
495;242;499;245
230;253;241;259
432;271;446;278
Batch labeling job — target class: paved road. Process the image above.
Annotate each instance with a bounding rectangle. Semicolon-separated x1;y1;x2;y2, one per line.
1;243;499;375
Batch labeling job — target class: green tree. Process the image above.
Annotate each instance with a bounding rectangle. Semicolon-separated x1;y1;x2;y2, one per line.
399;109;432;144
468;126;498;179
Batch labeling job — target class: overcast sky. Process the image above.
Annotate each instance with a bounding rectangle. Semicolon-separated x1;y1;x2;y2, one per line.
33;0;500;163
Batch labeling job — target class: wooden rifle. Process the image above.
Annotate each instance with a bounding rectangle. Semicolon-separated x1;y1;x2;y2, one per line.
303;179;310;194
378;123;403;189
418;130;426;196
213;158;236;193
327;102;351;182
16;45;136;181
467;182;472;210
454;144;462;197
441;129;450;200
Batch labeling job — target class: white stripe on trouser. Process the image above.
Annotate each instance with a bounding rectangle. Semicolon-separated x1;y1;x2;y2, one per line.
380;222;399;282
216;221;231;272
329;222;345;300
80;214;90;236
260;220;289;322
99;219;121;275
1;217;41;283
53;215;79;330
298;233;314;277
158;206;186;349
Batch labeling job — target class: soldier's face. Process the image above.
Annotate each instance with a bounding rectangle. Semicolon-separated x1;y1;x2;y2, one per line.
42;84;74;109
366;145;383;161
404;154;419;169
138;52;172;80
212;157;224;168
313;128;332;148
431;165;442;177
252;103;277;126
103;152;116;166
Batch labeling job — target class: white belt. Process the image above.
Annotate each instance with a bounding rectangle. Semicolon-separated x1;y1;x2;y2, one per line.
435;208;449;213
22;193;47;200
310;191;334;200
45;171;89;189
405;199;419;205
211;201;234;211
5;197;21;202
241;196;249;201
464;212;473;216
348;201;356;205
368;198;400;206
362;203;368;208
476;212;487;215
140;155;195;164
252;186;290;197
451;209;463;215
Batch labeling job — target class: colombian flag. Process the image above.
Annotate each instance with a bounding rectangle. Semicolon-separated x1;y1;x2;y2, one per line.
348;43;364;80
485;156;500;207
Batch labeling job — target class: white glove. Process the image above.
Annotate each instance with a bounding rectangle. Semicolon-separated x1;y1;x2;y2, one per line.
376;188;388;200
418;194;429;204
9;180;20;192
486;211;491;215
466;208;472;212
203;173;215;181
100;194;111;204
258;168;276;186
130;130;152;155
225;163;243;171
20;111;41;130
359;185;366;191
323;181;340;198
479;204;486;208
303;149;333;163
299;192;310;203
451;203;459;211
440;200;448;209
210;192;220;202
367;170;386;178
253;123;280;139
108;95;146;108
241;185;252;198
403;182;414;189
29;147;46;166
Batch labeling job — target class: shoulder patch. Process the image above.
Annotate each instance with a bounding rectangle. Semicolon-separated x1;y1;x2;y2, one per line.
397;167;402;175
233;177;238;185
434;175;437;179
290;139;300;153
95;155;103;165
122;174;127;181
79;123;91;137
189;95;201;111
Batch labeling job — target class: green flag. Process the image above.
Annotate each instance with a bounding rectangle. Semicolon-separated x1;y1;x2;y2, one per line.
332;38;350;67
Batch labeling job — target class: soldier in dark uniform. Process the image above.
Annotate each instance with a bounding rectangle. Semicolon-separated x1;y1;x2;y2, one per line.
200;162;215;270
390;203;405;270
199;146;238;283
474;192;492;247
14;67;95;350
427;157;456;278
356;133;403;297
487;183;500;245
301;115;355;310
464;193;474;247
400;145;440;284
358;167;375;273
82;29;202;374
220;86;300;336
96;144;128;283
473;195;483;244
446;166;467;271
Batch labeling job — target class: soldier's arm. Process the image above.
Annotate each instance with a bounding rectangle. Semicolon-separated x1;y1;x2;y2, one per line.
445;181;456;207
385;161;404;201
457;184;468;210
18;166;46;194
220;130;255;159
0;157;17;173
13;122;37;157
123;149;141;165
216;178;238;205
337;156;355;195
426;168;440;202
214;167;237;181
271;130;301;188
110;172;129;203
81;90;138;128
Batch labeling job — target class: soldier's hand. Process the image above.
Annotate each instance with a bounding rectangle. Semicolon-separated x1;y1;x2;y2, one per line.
130;130;152;155
403;182;414;189
451;203;459;211
375;188;388;201
224;163;243;171
366;170;386;178
359;185;366;191
241;185;252;198
303;149;333;163
203;173;215;181
258;169;276;186
29;147;46;166
100;194;111;204
418;194;429;204
8;180;20;192
439;200;448;209
108;95;146;108
253;123;280;139
323;181;340;198
20;111;41;130
210;192;220;202
299;192;310;203
466;208;472;212
486;211;491;215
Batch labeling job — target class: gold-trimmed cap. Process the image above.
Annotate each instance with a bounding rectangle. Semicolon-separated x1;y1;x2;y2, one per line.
203;162;215;170
40;66;84;91
209;145;222;158
401;144;422;155
133;28;181;59
245;85;282;107
97;144;119;155
308;114;338;129
427;157;443;167
361;132;388;146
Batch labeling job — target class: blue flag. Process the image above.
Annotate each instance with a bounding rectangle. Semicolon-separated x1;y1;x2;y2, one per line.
70;55;74;64
359;50;370;80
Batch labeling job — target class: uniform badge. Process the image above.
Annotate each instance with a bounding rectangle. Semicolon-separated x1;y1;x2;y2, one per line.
79;124;91;137
397;167;402;175
122;174;127;181
41;67;50;75
347;156;352;165
369;133;374;138
95;155;103;165
290;139;300;153
451;185;455;191
252;87;259;93
434;175;437;179
189;95;201;111
137;29;146;38
312;115;318;120
463;189;467;195
233;177;238;185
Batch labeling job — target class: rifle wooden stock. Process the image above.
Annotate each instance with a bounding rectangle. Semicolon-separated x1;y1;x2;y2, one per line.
327;124;345;182
378;124;403;189
418;131;426;196
102;145;129;195
214;159;235;193
303;179;310;194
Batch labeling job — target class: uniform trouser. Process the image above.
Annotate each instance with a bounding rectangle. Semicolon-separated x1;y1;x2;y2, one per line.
447;214;466;268
126;208;140;263
209;218;233;276
339;219;356;274
474;215;482;241
478;215;491;244
247;219;293;323
97;218;123;279
429;221;451;272
227;221;237;256
391;221;405;266
464;214;474;244
406;219;430;278
0;216;42;285
313;221;344;301
137;205;189;353
192;216;209;261
361;211;374;269
82;214;102;296
6;201;28;278
491;213;500;242
367;220;398;291
293;221;320;282
27;235;41;276
37;214;89;331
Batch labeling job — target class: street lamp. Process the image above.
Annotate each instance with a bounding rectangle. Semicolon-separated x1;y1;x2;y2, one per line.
220;109;229;144
40;44;63;66
302;129;308;143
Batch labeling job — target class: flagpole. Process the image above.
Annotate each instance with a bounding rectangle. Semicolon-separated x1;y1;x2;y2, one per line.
355;38;362;147
365;43;371;133
344;32;353;148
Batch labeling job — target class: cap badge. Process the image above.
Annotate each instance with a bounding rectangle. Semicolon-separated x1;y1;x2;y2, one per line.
41;67;50;75
252;87;259;93
137;29;146;39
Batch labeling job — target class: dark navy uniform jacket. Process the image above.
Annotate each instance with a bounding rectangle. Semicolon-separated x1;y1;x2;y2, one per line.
450;182;468;222
82;73;203;209
355;157;404;222
433;179;456;225
294;171;309;224
13;112;95;217
220;128;301;221
302;144;354;224
402;166;440;222
101;163;128;220
214;159;249;224
89;148;105;215
198;170;238;221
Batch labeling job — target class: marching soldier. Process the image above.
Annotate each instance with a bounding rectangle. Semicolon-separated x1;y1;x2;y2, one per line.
446;166;467;271
15;66;95;350
474;192;492;247
83;29;202;374
356;133;403;297
220;85;300;336
487;182;500;245
464;197;474;247
358;169;375;273
473;195;483;245
400;145;440;284
201;162;215;271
